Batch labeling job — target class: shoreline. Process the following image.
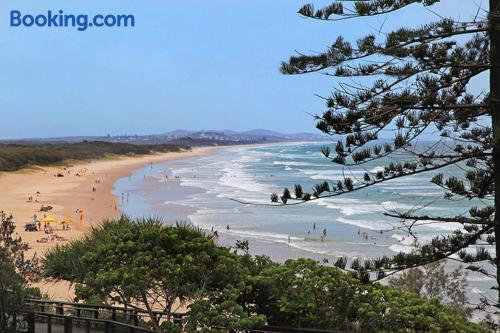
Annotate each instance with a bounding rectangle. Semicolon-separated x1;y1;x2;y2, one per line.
0;146;215;300
2;140;494;310
115;142;343;263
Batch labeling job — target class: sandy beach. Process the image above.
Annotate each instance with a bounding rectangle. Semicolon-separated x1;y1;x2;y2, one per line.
0;147;214;301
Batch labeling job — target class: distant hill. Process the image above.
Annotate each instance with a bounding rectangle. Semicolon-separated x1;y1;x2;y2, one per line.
3;129;328;145
160;129;327;142
239;129;284;137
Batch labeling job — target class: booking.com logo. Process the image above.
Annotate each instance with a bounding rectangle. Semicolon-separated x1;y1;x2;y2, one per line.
10;10;135;31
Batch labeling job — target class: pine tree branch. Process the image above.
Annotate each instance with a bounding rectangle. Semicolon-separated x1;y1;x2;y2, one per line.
298;1;439;22
375;224;494;281
232;156;472;207
283;26;488;75
384;212;492;225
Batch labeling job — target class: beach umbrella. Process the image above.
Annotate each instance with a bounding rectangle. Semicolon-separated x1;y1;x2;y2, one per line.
61;216;73;224
59;216;73;230
41;216;56;223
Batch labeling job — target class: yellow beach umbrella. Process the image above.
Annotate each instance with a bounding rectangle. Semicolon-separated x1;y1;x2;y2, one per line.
41;216;56;223
61;216;73;224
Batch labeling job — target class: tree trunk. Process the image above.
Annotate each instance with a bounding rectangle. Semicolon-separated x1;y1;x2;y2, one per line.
140;291;163;333
491;0;500;307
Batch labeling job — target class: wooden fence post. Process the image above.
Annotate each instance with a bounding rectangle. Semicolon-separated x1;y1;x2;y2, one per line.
26;312;35;333
64;317;73;333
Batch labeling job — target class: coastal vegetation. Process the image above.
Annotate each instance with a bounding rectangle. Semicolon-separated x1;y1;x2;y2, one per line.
43;217;488;332
0;212;41;331
0;141;185;172
272;0;500;320
388;261;472;319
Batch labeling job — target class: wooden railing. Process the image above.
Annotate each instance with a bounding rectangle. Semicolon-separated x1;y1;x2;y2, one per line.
26;298;183;326
13;299;346;333
23;311;155;333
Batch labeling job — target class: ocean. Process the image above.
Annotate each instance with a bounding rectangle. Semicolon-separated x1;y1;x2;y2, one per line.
113;142;495;305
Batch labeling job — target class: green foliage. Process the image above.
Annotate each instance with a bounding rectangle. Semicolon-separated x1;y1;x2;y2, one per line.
0;213;26;271
249;258;487;332
389;261;472;319
0;248;25;330
0;212;41;330
42;218;487;332
43;217;250;331
281;188;291;204
186;294;266;333
0;141;184;172
294;184;303;198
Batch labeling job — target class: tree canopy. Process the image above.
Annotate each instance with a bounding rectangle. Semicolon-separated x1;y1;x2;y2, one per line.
43;217;250;331
43;217;489;332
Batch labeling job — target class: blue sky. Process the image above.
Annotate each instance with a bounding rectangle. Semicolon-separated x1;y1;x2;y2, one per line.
0;0;487;139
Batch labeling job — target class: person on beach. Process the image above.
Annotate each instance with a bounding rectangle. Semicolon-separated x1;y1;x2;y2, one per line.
226;225;230;230
313;222;316;230
323;229;327;238
288;235;291;245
